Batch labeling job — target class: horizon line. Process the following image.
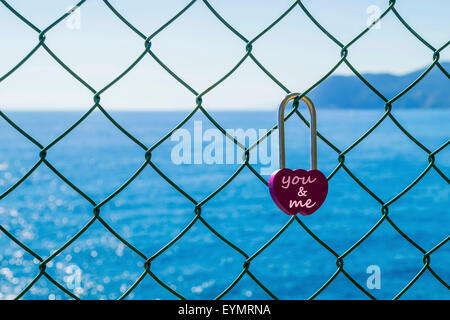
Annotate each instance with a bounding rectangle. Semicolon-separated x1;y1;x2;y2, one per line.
1;107;447;112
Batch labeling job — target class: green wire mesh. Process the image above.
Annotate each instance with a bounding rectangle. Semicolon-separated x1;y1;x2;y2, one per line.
0;0;449;300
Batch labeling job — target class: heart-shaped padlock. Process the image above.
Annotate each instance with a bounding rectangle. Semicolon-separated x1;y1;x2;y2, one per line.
269;93;328;216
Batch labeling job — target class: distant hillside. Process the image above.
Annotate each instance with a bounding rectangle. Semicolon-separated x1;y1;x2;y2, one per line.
308;62;449;109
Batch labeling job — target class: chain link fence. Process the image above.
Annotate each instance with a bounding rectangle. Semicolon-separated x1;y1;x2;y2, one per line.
0;0;448;300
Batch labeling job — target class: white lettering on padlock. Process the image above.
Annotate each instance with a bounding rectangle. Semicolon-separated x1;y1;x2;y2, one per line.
281;174;317;189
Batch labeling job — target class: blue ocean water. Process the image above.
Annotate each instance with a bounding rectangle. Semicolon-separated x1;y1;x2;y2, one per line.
0;110;448;300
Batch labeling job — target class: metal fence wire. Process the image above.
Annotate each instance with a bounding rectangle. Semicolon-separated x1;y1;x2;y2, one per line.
0;0;449;300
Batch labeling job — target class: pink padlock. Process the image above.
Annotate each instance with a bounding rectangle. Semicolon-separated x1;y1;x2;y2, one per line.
269;93;328;216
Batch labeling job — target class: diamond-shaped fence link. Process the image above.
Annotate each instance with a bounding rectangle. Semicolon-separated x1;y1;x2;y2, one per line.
0;0;449;300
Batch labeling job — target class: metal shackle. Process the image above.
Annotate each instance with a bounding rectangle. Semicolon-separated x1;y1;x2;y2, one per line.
278;93;317;170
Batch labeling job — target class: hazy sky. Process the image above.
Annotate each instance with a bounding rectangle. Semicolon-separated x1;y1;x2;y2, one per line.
0;0;448;110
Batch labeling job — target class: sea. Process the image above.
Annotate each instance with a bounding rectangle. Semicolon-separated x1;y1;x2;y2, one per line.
0;109;448;300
